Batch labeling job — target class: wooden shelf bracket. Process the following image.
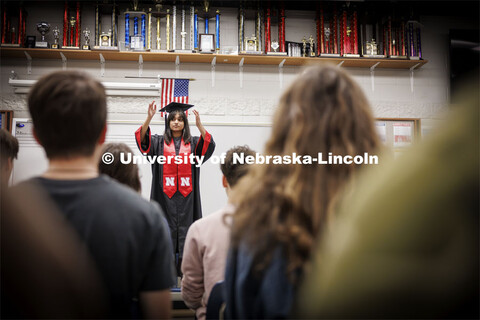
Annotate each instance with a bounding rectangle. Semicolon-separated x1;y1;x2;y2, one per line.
60;52;67;70
24;51;32;75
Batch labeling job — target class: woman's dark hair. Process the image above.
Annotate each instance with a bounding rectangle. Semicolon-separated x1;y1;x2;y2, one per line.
164;110;191;145
98;143;141;193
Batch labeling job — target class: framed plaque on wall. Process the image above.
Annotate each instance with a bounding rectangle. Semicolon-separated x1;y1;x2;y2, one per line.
0;110;14;132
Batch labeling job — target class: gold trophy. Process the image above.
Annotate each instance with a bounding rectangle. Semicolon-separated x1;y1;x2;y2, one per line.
150;0;166;52
302;36;307;57
309;35;316;57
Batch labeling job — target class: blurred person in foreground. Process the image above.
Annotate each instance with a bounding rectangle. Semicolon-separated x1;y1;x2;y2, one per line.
181;145;256;320
224;65;381;319
295;82;479;318
99;142;142;193
1;183;108;318
0;128;19;188
25;70;175;319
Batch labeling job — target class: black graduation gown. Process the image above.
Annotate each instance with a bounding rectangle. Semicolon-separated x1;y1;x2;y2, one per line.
135;127;215;257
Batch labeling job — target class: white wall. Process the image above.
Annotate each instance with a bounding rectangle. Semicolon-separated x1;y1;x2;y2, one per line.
1;3;477;214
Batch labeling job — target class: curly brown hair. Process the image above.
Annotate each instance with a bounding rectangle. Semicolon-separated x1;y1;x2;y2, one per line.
230;65;380;281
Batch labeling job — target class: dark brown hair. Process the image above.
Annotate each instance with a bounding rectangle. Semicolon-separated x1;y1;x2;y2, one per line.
220;145;256;187
0;129;19;165
164;110;191;145
98;143;141;193
28;70;107;159
230;65;380;281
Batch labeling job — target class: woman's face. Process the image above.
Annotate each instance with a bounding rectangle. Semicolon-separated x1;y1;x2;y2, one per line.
169;113;185;133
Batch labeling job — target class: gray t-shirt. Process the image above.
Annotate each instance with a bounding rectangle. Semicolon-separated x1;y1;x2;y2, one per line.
31;175;175;318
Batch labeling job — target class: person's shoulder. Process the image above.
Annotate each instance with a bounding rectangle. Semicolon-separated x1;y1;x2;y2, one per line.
191;206;232;230
94;176;162;216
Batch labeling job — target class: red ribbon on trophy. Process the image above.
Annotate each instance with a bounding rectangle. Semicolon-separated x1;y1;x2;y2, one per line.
353;10;358;54
265;6;271;53
63;1;81;48
75;1;80;47
279;3;285;52
63;2;68;47
333;5;338;54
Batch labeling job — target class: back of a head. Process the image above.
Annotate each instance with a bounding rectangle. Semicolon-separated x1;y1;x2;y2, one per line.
28;70;106;159
220;145;256;188
268;64;378;158
230;64;380;278
99;143;141;193
0;129;19;166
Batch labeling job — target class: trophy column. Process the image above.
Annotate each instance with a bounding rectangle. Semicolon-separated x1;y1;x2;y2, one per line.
238;3;245;53
215;9;220;52
341;4;359;57
181;6;186;50
93;2;119;51
255;4;262;52
1;3;27;47
190;5;194;51
124;2;146;51
174;4;193;53
166;9;171;51
194;8;198;51
316;4;324;56
172;4;176;51
147;8;152;50
62;1;80;50
151;2;165;52
264;6;271;53
279;3;286;53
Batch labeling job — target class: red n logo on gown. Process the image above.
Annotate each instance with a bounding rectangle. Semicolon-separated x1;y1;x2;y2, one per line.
163;139;193;198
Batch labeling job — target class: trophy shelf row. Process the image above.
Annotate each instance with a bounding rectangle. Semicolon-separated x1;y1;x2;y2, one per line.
0;48;428;69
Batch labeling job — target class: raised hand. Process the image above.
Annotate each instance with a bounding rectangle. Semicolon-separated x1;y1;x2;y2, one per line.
193;110;206;138
193;110;202;128
148;101;157;119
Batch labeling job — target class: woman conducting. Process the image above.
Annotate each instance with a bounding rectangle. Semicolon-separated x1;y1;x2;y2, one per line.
135;101;215;274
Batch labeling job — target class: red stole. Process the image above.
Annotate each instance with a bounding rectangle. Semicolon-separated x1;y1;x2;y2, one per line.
163;137;193;198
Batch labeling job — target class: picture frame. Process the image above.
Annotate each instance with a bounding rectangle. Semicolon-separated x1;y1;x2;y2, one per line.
199;34;215;53
0;110;14;132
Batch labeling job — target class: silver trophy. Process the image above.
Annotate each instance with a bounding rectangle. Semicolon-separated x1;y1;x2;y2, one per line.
271;40;279;52
82;28;91;50
36;21;50;48
51;26;60;49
